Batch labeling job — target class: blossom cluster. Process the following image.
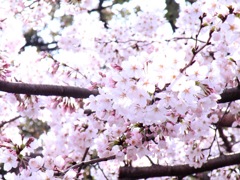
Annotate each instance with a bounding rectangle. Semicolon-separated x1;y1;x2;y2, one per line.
1;0;240;179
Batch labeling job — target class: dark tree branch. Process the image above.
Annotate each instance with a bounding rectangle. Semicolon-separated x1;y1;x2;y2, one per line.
216;113;239;127
98;0;105;22
165;0;179;32
0;81;239;103
23;41;58;52
119;153;240;179
217;126;232;152
217;87;240;103
0;80;240;104
88;0;109;28
22;28;59;52
0;80;99;98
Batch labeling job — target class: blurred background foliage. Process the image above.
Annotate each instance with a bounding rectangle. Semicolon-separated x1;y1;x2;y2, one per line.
18;118;50;139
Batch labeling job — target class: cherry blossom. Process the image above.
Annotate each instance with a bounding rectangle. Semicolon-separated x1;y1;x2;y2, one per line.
1;0;240;179
0;151;18;171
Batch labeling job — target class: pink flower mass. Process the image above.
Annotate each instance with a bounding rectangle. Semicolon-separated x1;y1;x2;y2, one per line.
1;0;240;179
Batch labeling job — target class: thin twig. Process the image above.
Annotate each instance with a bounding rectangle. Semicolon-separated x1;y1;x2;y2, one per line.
0;115;21;128
145;155;155;165
76;147;90;178
61;155;116;175
180;14;212;74
97;163;109;180
203;126;218;159
216;102;232;153
172;36;206;43
180;33;212;73
47;54;87;79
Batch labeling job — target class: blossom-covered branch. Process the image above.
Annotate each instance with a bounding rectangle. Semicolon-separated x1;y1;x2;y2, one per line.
119;153;240;179
2;0;240;179
0;80;240;103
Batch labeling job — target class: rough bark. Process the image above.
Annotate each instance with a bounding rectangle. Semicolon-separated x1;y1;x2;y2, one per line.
0;80;99;98
0;80;240;103
119;153;240;179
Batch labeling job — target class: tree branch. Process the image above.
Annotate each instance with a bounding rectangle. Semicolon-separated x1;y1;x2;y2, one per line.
76;147;90;178
217;87;240;103
0;80;99;98
0;115;21;128
60;155;116;176
217;113;239;127
0;81;240;103
217;126;232;152
119;153;240;179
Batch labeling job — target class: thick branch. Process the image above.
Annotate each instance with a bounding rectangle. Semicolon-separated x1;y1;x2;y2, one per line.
0;81;239;126
218;87;240;103
217;113;239;127
119;153;240;179
0;80;99;98
0;80;240;103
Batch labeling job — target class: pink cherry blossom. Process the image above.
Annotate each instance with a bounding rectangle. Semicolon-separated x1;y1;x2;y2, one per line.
1;0;240;179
